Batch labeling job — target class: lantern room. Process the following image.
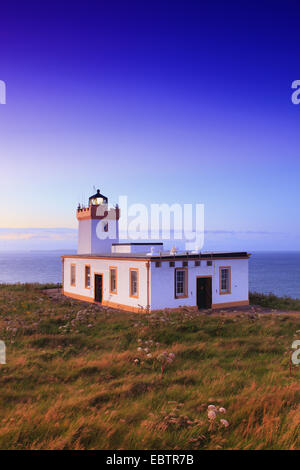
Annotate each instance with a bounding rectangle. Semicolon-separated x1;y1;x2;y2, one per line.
89;189;108;206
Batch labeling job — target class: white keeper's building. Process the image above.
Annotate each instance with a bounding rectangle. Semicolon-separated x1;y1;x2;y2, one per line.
62;190;250;313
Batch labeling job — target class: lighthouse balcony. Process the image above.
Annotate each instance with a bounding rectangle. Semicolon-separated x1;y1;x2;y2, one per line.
77;205;120;221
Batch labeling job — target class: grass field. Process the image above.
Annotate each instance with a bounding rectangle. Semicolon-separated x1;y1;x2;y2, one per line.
0;284;299;450
250;292;300;311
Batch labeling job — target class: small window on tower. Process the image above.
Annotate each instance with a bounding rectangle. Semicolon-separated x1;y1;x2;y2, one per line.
103;222;109;232
182;261;188;267
155;261;161;268
169;261;175;267
207;260;212;266
195;260;200;267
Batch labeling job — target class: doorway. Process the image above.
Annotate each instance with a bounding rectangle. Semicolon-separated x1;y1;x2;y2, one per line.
94;274;103;303
196;277;212;309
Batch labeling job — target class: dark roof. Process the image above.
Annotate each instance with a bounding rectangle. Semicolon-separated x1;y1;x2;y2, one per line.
89;189;108;203
112;242;163;246
148;251;250;260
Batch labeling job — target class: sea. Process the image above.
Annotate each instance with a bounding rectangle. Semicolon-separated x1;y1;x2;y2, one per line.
0;251;299;299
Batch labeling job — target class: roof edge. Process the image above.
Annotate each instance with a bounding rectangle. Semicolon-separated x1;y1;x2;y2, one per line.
112;242;163;246
61;251;250;260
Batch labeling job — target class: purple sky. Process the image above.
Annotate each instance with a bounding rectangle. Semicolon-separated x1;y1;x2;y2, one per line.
0;1;300;251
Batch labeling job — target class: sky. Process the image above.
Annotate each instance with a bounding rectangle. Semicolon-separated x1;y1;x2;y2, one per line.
0;0;300;251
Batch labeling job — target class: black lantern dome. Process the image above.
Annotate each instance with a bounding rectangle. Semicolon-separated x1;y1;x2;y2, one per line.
88;189;108;206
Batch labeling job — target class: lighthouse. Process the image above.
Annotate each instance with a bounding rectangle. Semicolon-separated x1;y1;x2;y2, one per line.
62;187;249;312
76;189;120;254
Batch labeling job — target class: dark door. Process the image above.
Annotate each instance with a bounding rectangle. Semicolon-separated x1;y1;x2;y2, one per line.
94;274;103;303
197;277;212;309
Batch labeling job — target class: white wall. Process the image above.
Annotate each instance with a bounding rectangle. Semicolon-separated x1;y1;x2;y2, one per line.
77;219;92;254
149;258;249;310
77;218;119;255
63;257;148;310
91;219;119;254
63;256;248;311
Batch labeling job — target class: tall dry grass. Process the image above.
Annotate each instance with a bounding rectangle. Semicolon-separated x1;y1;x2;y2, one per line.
0;284;299;449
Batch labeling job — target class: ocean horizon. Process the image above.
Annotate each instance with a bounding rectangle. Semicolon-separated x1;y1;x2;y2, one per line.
0;250;299;300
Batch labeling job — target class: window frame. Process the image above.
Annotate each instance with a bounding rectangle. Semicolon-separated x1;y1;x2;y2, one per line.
70;264;76;287
129;268;139;298
84;264;91;289
219;266;231;295
174;267;188;299
109;266;118;294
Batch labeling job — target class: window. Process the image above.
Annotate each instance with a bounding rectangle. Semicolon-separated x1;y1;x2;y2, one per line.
130;269;139;298
104;222;108;232
220;267;231;294
155;261;161;268
175;268;188;298
109;267;117;294
85;265;91;288
70;264;76;286
182;261;188;267
207;260;212;266
195;260;200;267
169;261;175;267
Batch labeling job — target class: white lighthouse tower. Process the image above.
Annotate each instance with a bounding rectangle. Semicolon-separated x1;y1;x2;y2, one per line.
76;189;120;254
